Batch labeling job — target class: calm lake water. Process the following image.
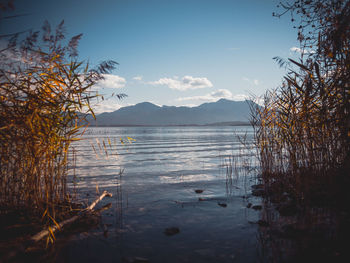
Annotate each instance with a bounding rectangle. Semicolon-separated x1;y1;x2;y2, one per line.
58;126;263;263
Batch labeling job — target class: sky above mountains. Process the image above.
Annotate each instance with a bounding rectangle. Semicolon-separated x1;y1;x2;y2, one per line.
3;0;301;113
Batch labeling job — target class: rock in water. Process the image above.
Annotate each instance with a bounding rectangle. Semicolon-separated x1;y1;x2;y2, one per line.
251;184;265;197
164;227;180;236
257;220;269;227
252;205;262;210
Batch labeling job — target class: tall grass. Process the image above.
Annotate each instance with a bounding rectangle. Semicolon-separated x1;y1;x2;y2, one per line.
222;131;259;196
252;1;350;261
250;0;350;200
0;22;124;227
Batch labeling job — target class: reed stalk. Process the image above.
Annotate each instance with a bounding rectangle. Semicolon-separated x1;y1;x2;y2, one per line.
0;21;125;235
251;0;350;201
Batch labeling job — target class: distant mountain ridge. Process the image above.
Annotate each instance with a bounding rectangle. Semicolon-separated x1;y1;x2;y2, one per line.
88;99;255;126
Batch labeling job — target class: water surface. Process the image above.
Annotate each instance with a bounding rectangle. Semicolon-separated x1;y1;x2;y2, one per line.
59;126;262;263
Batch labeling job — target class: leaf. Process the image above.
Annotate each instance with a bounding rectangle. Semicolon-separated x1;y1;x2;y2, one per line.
41;208;48;220
68;33;83;57
42;20;51;41
314;62;321;80
48;214;61;230
48;226;56;241
288;58;311;72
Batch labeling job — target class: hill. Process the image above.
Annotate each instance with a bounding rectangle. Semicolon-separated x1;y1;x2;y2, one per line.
88;99;254;126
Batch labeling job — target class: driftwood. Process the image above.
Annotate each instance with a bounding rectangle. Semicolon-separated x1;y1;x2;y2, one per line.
31;190;112;242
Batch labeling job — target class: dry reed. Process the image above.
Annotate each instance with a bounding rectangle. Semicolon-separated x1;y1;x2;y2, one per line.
0;21;124;235
250;0;350;201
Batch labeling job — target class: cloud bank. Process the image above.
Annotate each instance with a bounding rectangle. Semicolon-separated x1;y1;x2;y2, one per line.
93;102;123;113
177;89;249;102
95;74;126;90
290;46;315;55
150;75;213;91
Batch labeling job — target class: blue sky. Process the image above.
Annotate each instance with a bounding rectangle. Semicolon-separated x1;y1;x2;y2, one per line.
2;0;301;113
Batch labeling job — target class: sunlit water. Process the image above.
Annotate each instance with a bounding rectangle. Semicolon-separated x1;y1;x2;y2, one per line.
58;126;262;263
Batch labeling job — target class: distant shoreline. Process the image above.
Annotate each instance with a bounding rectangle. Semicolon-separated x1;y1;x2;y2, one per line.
84;99;255;127
87;121;252;127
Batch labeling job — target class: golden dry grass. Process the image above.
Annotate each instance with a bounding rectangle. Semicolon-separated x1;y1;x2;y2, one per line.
251;0;350;200
0;22;122;241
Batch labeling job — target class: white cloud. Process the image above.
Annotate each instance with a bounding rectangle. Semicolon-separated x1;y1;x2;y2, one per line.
88;74;126;113
92;102;122;114
243;77;260;86
177;89;248;103
290;46;302;53
92;100;135;114
95;74;126;90
148;101;162;107
290;46;315;54
232;94;250;101
133;75;143;81
149;75;213;91
210;89;233;99
179;103;197;108
254;97;264;106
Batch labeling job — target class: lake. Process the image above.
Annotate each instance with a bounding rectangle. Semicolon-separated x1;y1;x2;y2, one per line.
58;126;263;263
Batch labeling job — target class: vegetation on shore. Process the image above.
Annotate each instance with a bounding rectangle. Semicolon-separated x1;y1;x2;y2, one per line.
251;0;350;202
0;16;123;244
247;2;350;260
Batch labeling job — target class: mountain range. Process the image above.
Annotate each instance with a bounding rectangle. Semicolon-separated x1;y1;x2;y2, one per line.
88;99;255;126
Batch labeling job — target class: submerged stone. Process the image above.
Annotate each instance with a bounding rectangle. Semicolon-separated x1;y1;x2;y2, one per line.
252;205;262;210
257;220;269;227
252;189;265;197
251;184;264;190
164;227;180;236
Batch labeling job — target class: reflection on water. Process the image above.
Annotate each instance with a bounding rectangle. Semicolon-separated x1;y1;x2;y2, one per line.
57;126;263;263
257;195;350;263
